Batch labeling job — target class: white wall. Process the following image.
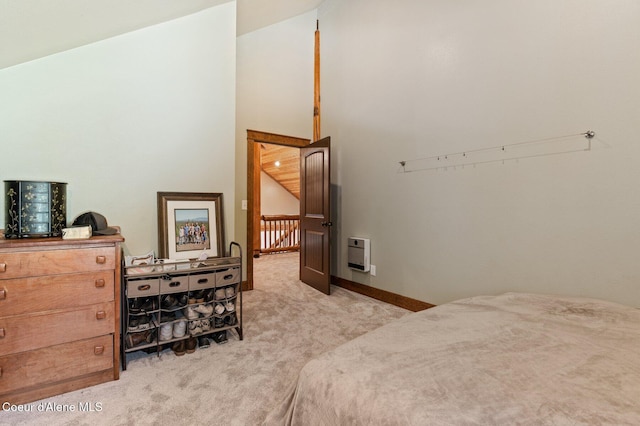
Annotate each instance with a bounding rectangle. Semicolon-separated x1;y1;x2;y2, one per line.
320;0;640;306
235;10;317;259
0;4;236;256
261;172;300;215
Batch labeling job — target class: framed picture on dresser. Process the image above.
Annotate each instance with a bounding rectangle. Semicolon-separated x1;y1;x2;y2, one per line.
157;192;225;260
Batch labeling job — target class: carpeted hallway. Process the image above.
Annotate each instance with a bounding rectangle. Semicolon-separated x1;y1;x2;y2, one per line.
0;252;409;426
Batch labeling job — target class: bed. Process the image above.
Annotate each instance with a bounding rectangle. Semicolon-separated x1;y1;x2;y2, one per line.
264;293;640;425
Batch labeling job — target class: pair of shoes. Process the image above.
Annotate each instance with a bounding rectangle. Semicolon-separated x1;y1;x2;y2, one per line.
198;336;211;349
213;317;225;328
186;337;197;354
194;303;213;316
160;311;176;323
129;298;145;314
225;313;237;326
176;293;188;306
184;305;199;320
126;329;155;348
225;286;235;298
212;331;228;344
173;319;187;338
172;340;186;356
140;298;159;312
189;319;204;335
215;288;226;300
193;290;205;303
159;323;173;341
162;294;187;309
128;314;151;331
161;294;178;309
204;289;214;302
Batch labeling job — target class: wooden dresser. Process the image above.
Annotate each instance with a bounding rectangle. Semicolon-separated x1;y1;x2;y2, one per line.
0;232;124;405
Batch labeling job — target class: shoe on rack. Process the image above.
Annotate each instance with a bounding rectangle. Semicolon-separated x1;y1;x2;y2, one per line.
160;311;177;323
140;297;159;312
224;313;237;326
204;289;215;302
212;331;228;344
198;336;211;349
128;316;140;332
172;340;186;356
194;290;205;303
201;319;211;332
137;315;151;330
214;303;225;315
189;320;203;336
161;295;178;309
215;288;226;300
185;337;197;354
184;305;199;320
129;298;144;314
173;319;187;338
176;293;188;307
213;317;225;328
126;329;154;348
159;323;173;341
195;303;213;316
225;301;235;312
224;286;235;298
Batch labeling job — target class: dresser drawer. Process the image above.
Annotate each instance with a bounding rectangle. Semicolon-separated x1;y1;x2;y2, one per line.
0;272;114;317
189;272;216;291
0;247;116;279
216;267;240;286
159;275;188;294
0;335;113;395
127;278;160;298
0;302;114;356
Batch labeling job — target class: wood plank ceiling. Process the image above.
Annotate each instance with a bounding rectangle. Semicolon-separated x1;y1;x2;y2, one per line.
260;144;300;199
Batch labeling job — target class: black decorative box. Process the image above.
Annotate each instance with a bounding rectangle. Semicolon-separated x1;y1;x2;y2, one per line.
4;180;67;238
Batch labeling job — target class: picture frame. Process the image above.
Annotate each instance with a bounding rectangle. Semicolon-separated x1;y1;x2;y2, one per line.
157;192;225;260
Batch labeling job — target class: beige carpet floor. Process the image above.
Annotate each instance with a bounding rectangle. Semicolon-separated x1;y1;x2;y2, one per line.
0;252;409;426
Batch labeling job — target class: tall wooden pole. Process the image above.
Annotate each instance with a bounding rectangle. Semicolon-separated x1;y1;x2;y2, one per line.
313;20;321;142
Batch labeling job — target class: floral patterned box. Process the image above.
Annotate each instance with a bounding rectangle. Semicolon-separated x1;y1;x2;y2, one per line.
4;180;67;238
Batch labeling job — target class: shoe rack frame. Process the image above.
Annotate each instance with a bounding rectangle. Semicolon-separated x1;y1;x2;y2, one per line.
120;242;242;370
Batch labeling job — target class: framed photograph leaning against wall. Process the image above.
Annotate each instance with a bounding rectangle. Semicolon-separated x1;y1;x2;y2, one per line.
157;192;225;260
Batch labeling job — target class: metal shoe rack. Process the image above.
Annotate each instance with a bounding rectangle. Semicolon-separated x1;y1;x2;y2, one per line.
120;242;242;370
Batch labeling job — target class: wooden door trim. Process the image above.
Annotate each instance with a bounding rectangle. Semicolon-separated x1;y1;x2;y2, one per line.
246;130;310;290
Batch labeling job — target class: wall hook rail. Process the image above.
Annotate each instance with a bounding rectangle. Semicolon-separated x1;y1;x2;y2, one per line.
398;130;595;173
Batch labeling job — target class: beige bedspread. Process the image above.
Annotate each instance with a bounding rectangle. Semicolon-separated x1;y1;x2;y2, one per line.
264;293;640;425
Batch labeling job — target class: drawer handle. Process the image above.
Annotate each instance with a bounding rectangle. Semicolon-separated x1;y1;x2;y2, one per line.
95;279;105;288
96;256;107;264
138;284;151;291
198;278;209;284
94;346;105;355
0;263;6;273
224;274;233;280
0;328;5;338
0;287;6;300
96;311;107;320
169;281;181;287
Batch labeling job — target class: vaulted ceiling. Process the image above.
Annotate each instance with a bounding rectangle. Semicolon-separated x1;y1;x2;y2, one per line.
0;0;323;70
261;144;300;199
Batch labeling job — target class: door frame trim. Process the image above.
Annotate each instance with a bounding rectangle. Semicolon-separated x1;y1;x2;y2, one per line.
246;130;310;290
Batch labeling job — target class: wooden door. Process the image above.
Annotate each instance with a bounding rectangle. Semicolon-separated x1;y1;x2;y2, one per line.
300;137;331;294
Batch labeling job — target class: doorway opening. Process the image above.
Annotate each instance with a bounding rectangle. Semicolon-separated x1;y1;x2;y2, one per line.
246;130;310;291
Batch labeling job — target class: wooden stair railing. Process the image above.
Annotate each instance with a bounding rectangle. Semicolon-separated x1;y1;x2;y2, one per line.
261;215;300;254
